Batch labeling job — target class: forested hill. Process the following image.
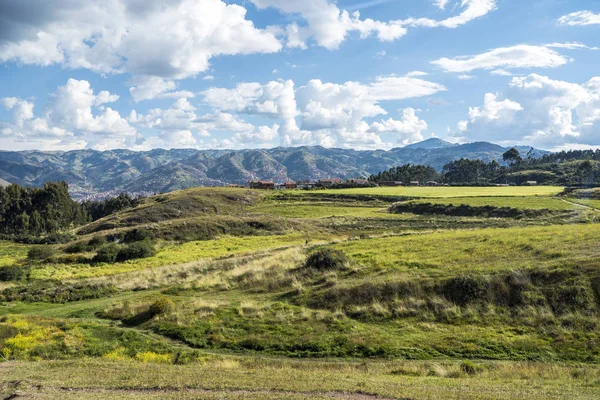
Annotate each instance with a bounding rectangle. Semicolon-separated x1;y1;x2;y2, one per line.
0;140;547;199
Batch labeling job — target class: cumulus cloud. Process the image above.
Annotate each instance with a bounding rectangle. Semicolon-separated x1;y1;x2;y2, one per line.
0;98;35;127
432;45;569;73
368;108;428;144
202;80;298;121
1;79;137;149
456;74;600;148
199;74;443;149
0;0;281;98
558;11;600;26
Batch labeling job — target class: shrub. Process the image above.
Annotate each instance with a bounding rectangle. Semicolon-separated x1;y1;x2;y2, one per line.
0;266;25;282
149;296;175;316
116;241;156;262
304;248;349;271
123;228;154;244
442;275;489;306
460;361;483;375
64;241;91;254
27;246;56;261
88;236;107;248
92;243;120;264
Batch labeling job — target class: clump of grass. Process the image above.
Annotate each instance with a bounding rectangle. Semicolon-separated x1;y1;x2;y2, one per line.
150;296;176;316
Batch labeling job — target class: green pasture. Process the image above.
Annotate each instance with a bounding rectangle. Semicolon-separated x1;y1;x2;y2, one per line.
331;223;600;278
307;186;563;198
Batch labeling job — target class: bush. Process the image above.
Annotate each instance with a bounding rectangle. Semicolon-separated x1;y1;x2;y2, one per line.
304;248;349;271
64;241;91;254
0;266;25;282
27;246;56;261
116;241;156;262
442;275;489;306
88;236;107;248
460;361;483;375
149;296;175;316
92;243;120;264
123;228;154;244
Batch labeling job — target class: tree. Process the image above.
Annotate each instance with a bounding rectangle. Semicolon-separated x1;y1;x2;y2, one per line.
578;160;594;185
503;148;522;167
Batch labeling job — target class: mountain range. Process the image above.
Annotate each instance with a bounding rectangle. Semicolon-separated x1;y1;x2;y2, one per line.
0;139;547;199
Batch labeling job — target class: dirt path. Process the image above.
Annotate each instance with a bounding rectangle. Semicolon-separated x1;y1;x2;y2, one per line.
561;199;600;211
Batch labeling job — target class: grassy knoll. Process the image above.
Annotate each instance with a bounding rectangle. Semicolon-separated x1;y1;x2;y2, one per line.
307;186;564;198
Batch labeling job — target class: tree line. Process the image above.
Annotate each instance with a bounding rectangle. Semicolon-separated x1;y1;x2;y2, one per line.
0;181;142;238
369;148;600;186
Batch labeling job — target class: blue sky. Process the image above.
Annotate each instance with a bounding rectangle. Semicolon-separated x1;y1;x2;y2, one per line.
0;0;599;151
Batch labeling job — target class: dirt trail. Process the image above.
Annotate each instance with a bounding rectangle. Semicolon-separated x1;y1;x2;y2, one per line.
561;199;600;211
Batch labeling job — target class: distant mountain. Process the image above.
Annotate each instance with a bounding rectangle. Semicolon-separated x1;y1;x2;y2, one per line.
0;178;10;188
403;138;458;150
0;140;549;199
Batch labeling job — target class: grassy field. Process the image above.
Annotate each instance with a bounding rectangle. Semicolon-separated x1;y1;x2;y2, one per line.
3;185;600;399
28;234;331;280
331;223;600;278
2;358;600;400
307;186;563;198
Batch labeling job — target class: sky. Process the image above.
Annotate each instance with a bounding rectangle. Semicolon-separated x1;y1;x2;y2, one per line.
0;0;599;152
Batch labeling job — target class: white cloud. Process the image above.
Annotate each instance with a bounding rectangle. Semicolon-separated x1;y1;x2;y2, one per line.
404;0;497;29
434;0;450;10
406;71;429;77
202;80;298;120
1;79;137;150
558;11;600;26
368;108;428;144
0;0;282;97
457;74;600;148
251;0;407;49
234;124;280;145
546;42;599;50
432;45;569;73
46;79;134;137
467;93;523;123
199;74;444;149
490;69;514;76
1;98;35;127
251;0;495;49
458;74;475;80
